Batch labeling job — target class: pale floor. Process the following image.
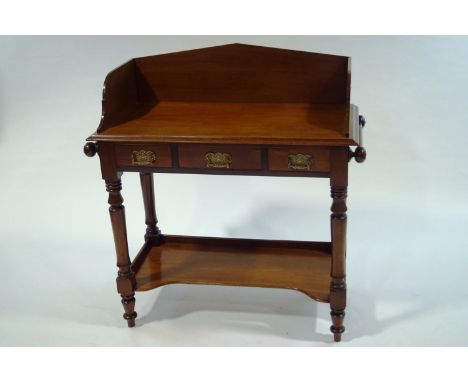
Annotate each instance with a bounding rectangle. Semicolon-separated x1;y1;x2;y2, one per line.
2;277;467;346
1;197;467;346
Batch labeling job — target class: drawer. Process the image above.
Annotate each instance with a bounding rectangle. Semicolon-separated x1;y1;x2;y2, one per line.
268;147;330;172
178;145;262;170
115;144;172;168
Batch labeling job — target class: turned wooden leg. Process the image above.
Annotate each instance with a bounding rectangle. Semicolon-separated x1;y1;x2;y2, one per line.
329;149;348;342
139;172;161;243
106;176;137;327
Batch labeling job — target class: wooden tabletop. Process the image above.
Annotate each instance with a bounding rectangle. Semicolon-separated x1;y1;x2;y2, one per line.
89;102;360;146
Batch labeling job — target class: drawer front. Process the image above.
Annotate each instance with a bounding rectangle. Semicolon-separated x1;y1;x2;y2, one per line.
268;147;330;172
115;144;172;168
178;145;262;170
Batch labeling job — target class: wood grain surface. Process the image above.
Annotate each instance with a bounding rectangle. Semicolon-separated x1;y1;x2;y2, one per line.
133;235;332;302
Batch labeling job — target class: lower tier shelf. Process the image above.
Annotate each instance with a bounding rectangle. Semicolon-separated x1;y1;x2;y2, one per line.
132;235;332;302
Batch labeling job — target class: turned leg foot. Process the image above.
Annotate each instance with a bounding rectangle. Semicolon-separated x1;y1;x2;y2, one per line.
330;308;345;342
121;294;137;327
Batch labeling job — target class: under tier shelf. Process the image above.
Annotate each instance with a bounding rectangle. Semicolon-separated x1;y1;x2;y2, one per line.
132;235;332;302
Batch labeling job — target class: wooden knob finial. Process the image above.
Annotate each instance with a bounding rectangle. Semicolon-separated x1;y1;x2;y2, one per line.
359;115;366;128
354;147;366;163
348;146;366;163
84;142;98;157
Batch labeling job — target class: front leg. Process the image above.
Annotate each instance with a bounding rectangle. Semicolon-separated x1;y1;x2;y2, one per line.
106;176;137;327
329;148;348;342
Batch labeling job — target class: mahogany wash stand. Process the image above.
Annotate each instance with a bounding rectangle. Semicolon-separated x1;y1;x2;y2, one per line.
83;44;366;342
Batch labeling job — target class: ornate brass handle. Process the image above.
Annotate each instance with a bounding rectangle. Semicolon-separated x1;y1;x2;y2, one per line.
287;153;313;170
205;152;232;169
132;150;156;166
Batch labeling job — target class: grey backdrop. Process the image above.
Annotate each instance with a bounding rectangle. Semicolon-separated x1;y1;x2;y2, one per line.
1;36;467;345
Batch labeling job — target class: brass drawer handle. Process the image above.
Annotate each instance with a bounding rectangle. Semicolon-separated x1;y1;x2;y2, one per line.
205;152;232;169
287;153;313;170
132;150;156;166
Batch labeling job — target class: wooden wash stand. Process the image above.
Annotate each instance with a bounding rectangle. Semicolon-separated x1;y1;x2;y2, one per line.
83;44;366;342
